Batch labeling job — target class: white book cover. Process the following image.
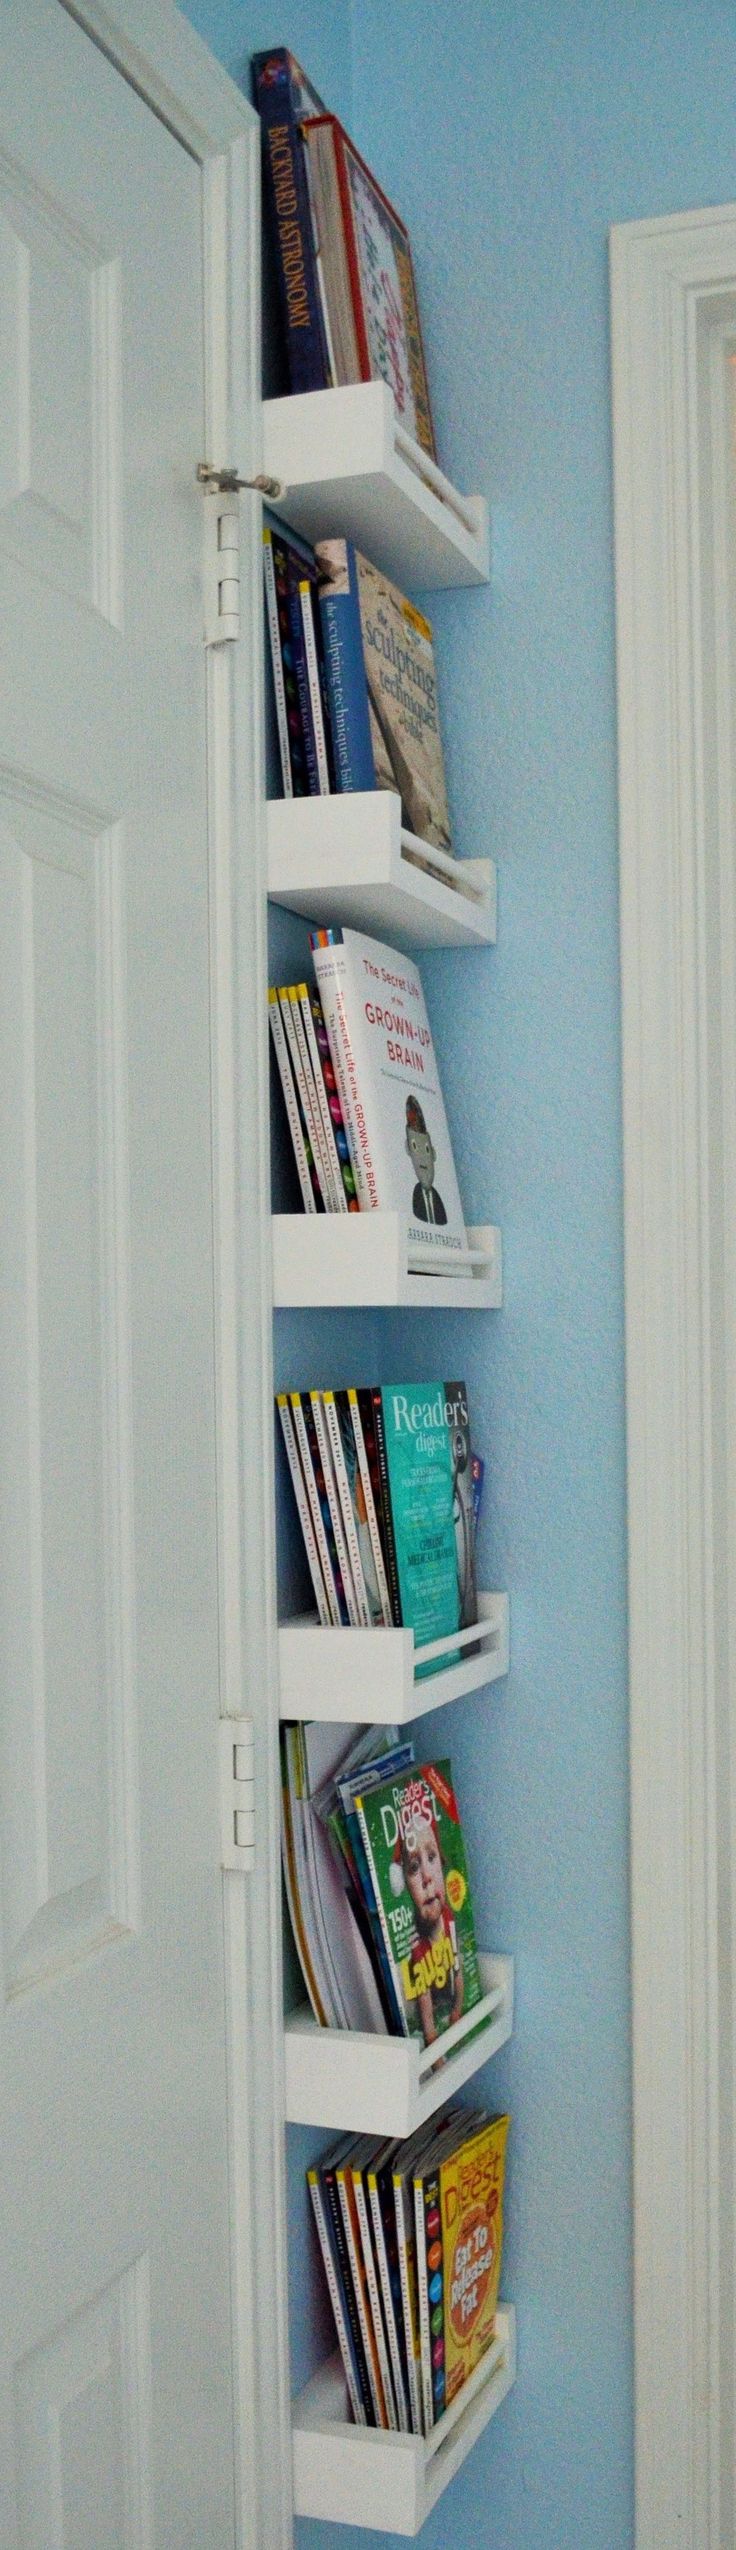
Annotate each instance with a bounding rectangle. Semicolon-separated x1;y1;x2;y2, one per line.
312;928;467;1262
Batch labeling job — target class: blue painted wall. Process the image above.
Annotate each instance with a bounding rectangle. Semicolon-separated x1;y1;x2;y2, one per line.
180;5;736;2546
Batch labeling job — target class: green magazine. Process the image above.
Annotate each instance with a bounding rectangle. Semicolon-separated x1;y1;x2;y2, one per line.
354;1761;482;2048
380;1383;461;1670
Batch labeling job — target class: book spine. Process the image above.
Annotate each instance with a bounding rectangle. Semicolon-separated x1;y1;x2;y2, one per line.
310;943;373;1210
287;574;321;797
329;122;374;385
253;60;329;395
321;2164;375;2424
262;531;294;797
354;1796;408;2034
413;2164;435;2436
289;1394;342;1626
268;989;316;1217
299;580;331;794
336;2167;388;2427
275;1394;331;1626
287;987;341;1209
421;2162;445;2429
393;2171;423;2434
368;2170;410;2432
269;529;311;796
317;545;376;794
308;2171;367;2425
309;1392;361;1628
352;2165;398;2430
277;987;329;1207
322;1392;372;1627
297;987;348;1213
349;1390;393;1626
309;989;359;1210
371;1389;402;1626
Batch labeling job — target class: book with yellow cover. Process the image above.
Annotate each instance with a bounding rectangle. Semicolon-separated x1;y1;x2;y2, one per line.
416;2111;509;2426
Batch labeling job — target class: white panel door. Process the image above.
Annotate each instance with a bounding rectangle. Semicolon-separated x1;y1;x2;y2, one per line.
0;5;239;2541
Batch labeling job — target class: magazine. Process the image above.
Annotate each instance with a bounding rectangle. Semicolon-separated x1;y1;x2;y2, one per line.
353;1760;483;2049
416;2111;509;2427
380;1381;462;1660
310;927;467;1259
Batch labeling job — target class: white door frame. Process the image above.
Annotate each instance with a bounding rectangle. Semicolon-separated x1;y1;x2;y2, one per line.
56;9;290;2546
611;204;736;2550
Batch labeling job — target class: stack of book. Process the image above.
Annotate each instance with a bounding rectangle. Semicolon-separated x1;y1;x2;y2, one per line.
283;1730;484;2046
307;2105;509;2434
263;513;453;866
269;926;469;1259
252;49;437;461
276;1381;482;1643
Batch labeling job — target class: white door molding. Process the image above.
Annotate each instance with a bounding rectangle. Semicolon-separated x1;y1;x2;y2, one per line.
57;9;290;2547
611;204;736;2550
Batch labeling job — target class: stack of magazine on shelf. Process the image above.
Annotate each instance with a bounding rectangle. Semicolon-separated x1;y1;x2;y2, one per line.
269;926;469;1259
252;49;437;460
282;1730;484;2047
307;2104;509;2434
263;512;454;878
276;1381;483;1644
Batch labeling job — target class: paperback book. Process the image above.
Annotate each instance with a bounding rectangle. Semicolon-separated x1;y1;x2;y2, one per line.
315;542;452;854
310;926;467;1260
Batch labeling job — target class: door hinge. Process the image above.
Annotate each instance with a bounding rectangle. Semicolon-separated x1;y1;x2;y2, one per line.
219;1717;255;1873
202;487;241;647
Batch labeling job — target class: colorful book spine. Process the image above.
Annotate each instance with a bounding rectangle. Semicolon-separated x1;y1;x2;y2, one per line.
268;989;316;1216
336;2158;388;2427
368;2156;410;2432
277;986;330;1208
309;932;373;1211
310;1391;361;1627
309;988;359;1209
289;1392;342;1627
262;528;293;796
350;1390;393;1626
322;1391;372;1627
267;521;312;795
287;571;322;797
297;985;348;1213
288;984;342;1210
415;2152;444;2432
392;2161;423;2434
275;1394;331;1626
321;2155;376;2424
351;2160;398;2430
370;1387;402;1625
299;580;331;793
252;51;329;395
316;540;376;794
308;2169;367;2425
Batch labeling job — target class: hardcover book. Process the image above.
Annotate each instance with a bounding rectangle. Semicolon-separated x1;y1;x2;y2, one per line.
316;541;452;854
354;1760;483;2050
251;50;330;395
301;115;436;458
310;926;467;1261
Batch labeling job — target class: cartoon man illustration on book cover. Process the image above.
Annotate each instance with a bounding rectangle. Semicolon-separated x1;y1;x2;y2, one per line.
405;1095;447;1226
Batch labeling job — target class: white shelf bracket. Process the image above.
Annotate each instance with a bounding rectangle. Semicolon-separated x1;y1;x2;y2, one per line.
219;1716;255;1872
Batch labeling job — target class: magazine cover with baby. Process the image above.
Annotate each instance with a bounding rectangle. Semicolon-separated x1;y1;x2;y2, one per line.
355;1760;482;2047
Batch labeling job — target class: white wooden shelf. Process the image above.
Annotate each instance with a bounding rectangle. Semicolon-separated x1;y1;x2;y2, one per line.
278;1591;509;1725
292;2305;516;2535
285;1953;513;2138
267;792;495;951
263;382;490;590
272;1215;501;1310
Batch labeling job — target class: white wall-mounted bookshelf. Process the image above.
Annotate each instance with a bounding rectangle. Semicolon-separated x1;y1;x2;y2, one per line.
263;381;490;590
278;1591;509;1724
285;1953;513;2138
272;1215;502;1310
292;2308;516;2537
268;793;495;952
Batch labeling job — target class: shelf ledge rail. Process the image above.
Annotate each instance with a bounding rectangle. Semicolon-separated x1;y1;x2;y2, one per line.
417;1972;505;2082
411;1610;502;1671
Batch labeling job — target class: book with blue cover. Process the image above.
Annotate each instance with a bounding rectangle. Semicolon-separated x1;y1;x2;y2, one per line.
251;48;330;394
315;541;452;854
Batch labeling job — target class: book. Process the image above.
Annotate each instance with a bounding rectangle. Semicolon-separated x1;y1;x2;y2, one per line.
322;1390;374;1627
348;1388;394;1626
419;2112;510;2427
301;114;436;458
263;512;315;796
336;2140;390;2425
309;1389;362;1627
320;2138;377;2423
379;1382;462;1659
309;988;359;1210
296;986;349;1214
412;2106;486;2432
267;989;317;1216
315;542;452;854
290;1391;344;1625
445;1380;478;1630
366;2143;410;2432
308;2164;367;2425
277;987;332;1208
299;580;331;792
350;2145;399;2430
353;1760;483;2051
251;50;330;395
310;927;467;1260
262;526;293;795
275;1391;330;1625
370;1386;402;1627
